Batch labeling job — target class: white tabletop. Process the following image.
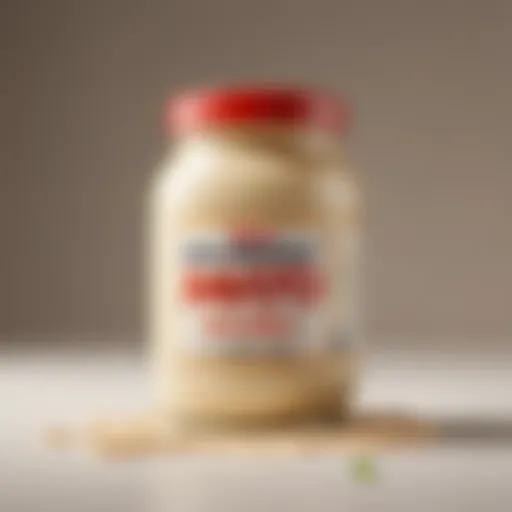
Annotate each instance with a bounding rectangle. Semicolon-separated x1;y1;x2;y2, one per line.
2;345;512;512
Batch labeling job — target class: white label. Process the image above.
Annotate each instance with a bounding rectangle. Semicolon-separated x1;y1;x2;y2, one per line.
177;229;326;357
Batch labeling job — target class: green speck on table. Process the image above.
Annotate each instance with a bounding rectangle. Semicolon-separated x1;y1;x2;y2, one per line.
349;454;380;484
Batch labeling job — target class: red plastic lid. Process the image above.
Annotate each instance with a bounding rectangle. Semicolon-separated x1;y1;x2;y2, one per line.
166;85;350;135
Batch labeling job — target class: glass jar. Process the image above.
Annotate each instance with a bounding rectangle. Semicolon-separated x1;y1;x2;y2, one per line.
147;86;361;427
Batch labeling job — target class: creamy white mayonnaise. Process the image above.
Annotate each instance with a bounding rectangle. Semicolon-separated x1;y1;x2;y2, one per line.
148;88;361;426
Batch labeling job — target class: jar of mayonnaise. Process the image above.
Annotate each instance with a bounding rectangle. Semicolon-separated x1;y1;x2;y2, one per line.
148;85;361;427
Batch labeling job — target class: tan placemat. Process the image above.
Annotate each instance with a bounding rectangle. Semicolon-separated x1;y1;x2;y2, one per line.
44;410;437;458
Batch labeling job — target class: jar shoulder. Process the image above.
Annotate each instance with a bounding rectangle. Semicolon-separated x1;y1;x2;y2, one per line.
154;148;323;224
150;143;360;229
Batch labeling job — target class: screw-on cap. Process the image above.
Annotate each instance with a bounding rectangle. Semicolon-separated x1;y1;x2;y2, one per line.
166;85;350;135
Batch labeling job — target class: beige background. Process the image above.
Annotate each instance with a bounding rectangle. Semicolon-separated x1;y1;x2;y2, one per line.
1;0;512;346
